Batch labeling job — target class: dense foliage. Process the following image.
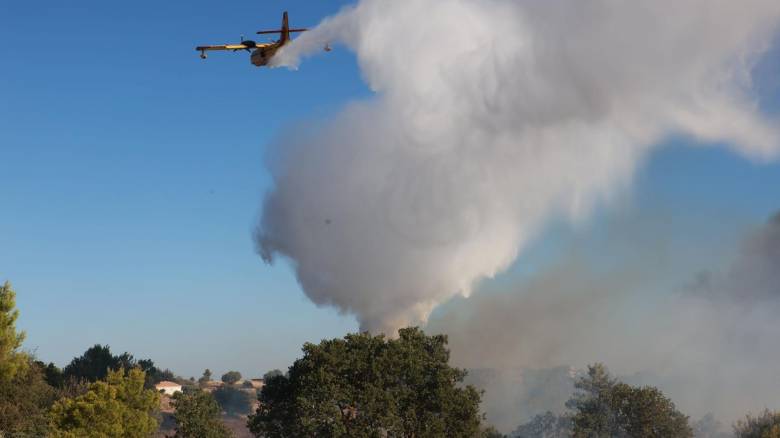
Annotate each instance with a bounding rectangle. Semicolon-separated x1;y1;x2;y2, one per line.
734;410;780;438
172;389;233;438
248;327;484;438
49;368;160;437
0;359;59;436
0;281;28;382
262;369;284;381
62;344;131;383
567;364;692;438
62;344;174;388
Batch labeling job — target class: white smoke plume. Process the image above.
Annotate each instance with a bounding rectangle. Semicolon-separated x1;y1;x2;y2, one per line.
257;0;780;333
426;211;780;431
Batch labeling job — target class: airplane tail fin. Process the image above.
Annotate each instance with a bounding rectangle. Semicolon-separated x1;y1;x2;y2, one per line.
256;11;306;42
280;11;290;44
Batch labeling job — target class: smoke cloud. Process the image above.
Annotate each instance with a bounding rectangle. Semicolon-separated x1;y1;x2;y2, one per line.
426;211;780;431
257;0;780;333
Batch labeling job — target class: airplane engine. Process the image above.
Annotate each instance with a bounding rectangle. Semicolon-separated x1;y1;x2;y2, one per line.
251;49;267;67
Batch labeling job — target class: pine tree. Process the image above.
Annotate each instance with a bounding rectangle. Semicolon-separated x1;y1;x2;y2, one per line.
0;281;27;381
49;368;160;437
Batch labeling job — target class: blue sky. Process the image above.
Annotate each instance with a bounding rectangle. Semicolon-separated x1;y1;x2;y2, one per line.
1;1;779;379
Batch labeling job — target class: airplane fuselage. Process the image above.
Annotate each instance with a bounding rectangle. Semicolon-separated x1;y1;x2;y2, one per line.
251;42;281;66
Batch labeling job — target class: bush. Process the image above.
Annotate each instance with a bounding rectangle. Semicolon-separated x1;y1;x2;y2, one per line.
172;389;232;437
49;368;160;437
734;410;780;438
248;327;484;437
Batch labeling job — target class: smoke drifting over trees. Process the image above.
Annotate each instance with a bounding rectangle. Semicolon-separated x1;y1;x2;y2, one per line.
427;211;780;431
256;0;780;333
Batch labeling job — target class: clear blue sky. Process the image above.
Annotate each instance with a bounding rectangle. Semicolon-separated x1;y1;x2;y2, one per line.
1;1;779;379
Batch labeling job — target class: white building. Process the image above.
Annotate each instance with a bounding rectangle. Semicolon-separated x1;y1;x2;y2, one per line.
155;381;182;396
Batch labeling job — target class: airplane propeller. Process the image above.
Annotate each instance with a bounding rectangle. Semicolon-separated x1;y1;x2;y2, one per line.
233;35;257;52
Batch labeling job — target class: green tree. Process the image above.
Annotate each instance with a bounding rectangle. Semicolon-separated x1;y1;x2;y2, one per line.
248;327;484;438
213;385;254;417
221;370;242;385
199;368;213;387
566;363;617;437
137;358;175;388
36;360;65;388
608;383;691;437
0;359;59;436
567;363;691;438
262;369;284;382
734;410;780;438
49;367;160;438
171;389;233;438
0;281;27;382
62;344;121;383
62;344;172;389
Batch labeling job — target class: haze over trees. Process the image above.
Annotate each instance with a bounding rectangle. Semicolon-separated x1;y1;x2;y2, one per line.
512;411;571;438
566;364;692;437
734;410;780;438
213;385;254;417
2;280;780;437
510;363;693;438
248;327;485;437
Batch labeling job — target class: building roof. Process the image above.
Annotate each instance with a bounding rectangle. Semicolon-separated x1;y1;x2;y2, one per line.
155;381;182;388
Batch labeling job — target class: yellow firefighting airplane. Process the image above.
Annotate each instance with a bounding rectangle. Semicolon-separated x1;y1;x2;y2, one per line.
196;11;327;67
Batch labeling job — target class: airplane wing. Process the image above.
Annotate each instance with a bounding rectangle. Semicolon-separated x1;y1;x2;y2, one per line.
195;43;273;52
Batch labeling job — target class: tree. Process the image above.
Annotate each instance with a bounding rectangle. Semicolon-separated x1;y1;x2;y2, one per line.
37;360;65;388
263;369;284;381
137;358;175;388
0;281;27;382
567;363;691;438
49;368;160;438
62;344;172;389
62;344;121;383
199;368;213;387
608;383;691;437
734;410;780;438
512;411;571;438
221;370;242;385
213;385;254;417
0;359;58;436
248;327;485;438
171;389;233;438
566;363;618;437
